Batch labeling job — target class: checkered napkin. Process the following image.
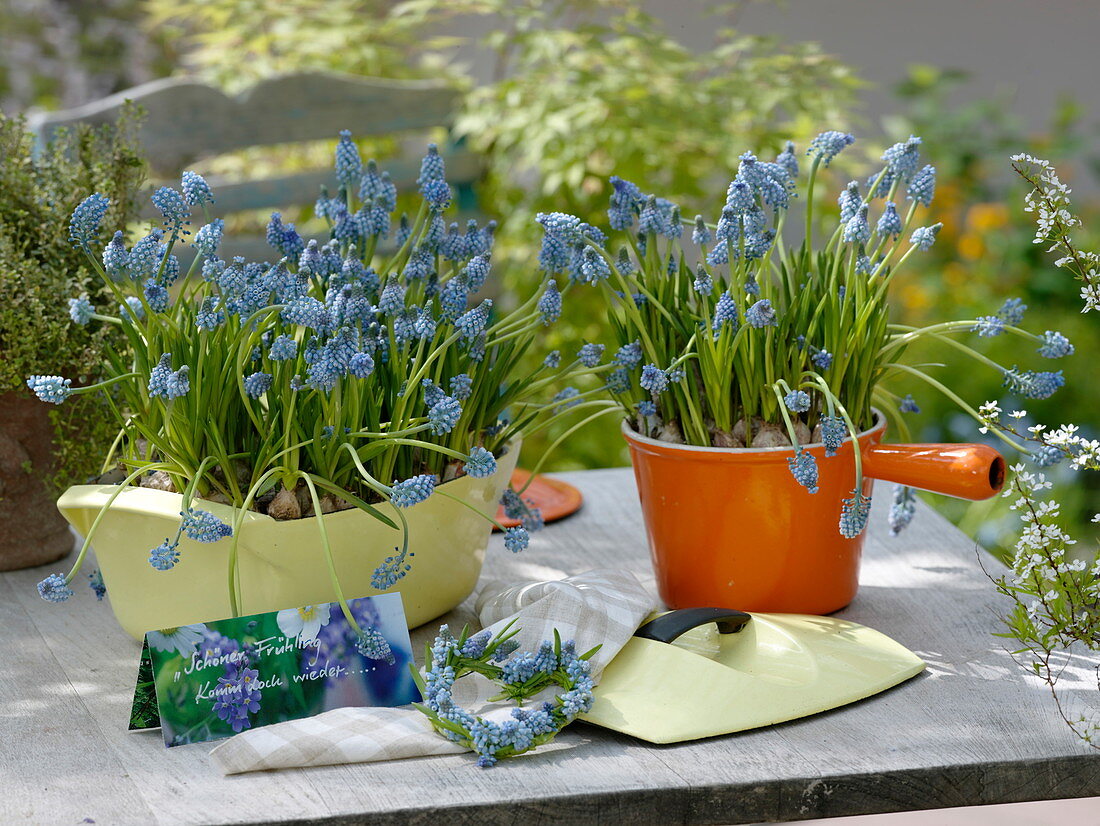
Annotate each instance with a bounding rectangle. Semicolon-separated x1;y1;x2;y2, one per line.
209;568;655;774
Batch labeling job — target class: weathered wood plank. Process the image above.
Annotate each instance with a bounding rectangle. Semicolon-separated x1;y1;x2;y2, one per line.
29;74;463;176
0;569;155;826
5;468;1098;825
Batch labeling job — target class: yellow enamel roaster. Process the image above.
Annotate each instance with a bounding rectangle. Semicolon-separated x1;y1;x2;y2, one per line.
581;608;925;744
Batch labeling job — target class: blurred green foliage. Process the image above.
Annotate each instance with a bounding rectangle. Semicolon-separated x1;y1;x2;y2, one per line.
0;108;148;491
140;0;862;471
0;0;173;111
875;66;1100;557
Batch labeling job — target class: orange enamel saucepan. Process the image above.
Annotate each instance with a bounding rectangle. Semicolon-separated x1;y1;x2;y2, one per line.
623;413;1004;615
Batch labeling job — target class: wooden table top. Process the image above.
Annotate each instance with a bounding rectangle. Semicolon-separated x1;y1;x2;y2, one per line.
3;467;1098;825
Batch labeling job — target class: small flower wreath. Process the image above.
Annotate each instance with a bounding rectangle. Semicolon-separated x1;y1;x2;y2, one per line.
411;621;600;767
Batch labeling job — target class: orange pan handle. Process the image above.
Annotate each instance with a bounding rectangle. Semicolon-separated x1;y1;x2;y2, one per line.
862;443;1006;500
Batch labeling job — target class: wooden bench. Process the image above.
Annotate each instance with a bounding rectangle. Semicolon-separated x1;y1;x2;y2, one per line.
29;72;483;263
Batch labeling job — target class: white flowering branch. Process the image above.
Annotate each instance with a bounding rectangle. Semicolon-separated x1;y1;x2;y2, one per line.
989;466;1100;748
1011;154;1100;312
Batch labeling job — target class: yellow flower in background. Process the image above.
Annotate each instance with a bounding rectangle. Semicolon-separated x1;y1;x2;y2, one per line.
943;262;968;288
967;203;1009;232
900;281;933;314
958;232;984;261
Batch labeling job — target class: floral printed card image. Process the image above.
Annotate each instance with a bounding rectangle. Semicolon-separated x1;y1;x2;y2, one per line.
130;592;420;747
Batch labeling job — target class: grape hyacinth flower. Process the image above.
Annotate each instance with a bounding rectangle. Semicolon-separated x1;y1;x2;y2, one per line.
692;215;712;246
428;396;462;434
102;230;129;277
577;343;605;367
906;165;936;207
900;394;920;414
972;315;1005;338
371;546;414;590
68;294;94;325
349;351;375;378
784;390;811;413
806;131;854;166
449;373;473;400
378;277;406;314
712;291;738;333
693;267;714;296
1003;367;1065;400
998;297;1027;325
421;379;444;408
887;485;916;537
820;415;846;457
456;300;492;340
535;212;583;272
69;193;110;249
464;446;498;479
422;179;451;211
882;136;922;182
151;186;190;232
334;130;362;186
417;143;445;191
787;448;819;494
1031;445;1064;468
1038;331;1074;358
26;375;72;404
812;349;833;370
843;205;871;245
181;509;232;542
121;294;145;321
639;364;669;395
606;368;631;394
181;170;214;206
580;246;610;284
538;280;561;324
192;294;225;330
839;490;872;538
38;573;74;603
543;350;561;369
775;141;799;177
909;223;942;251
745;299;777;328
194;219;224;256
243;371;273;398
149;539;181;571
552;387;581;412
838;181;861;223
504;526;530;553
876;202;902;239
608;176;642;230
148;353;173;398
391;475;435;508
463;254;491;292
128;229;163;282
143;279;169;313
269;335;298;361
282;295;327;329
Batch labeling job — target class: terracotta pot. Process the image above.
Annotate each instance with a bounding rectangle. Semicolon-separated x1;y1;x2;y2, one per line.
623;414;1004;615
0;392;73;571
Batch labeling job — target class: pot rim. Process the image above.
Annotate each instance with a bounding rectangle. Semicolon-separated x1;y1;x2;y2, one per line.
57;437;520;525
621;409;885;455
